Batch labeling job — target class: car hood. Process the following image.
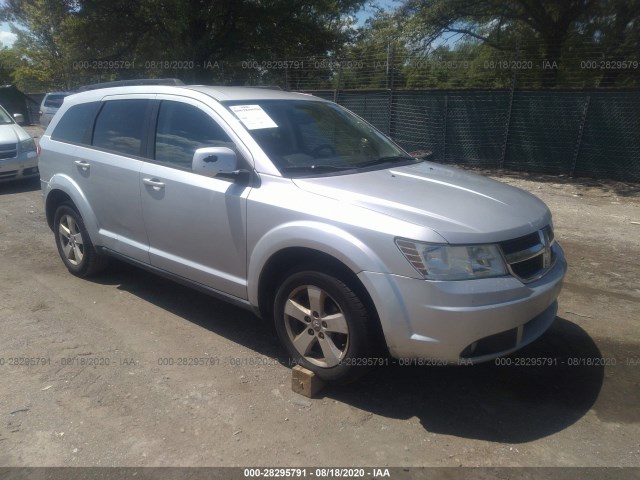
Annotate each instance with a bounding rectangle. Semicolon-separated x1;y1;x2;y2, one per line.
292;162;551;244
0;124;30;144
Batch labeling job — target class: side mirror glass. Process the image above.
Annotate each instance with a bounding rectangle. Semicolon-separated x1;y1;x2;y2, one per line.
13;113;25;124
192;147;238;178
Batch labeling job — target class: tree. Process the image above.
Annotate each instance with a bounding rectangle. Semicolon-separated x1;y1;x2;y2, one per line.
1;0;76;90
1;0;366;88
398;0;640;88
581;0;640;87
0;46;22;85
340;11;409;90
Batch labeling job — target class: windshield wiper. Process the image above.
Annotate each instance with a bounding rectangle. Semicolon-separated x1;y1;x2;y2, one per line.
280;164;356;174
355;156;417;169
280;156;416;176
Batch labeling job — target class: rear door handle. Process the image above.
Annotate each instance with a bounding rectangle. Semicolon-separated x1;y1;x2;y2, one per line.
143;178;166;190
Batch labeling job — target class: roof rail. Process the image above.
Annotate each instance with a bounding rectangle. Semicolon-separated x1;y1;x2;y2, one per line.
77;78;185;92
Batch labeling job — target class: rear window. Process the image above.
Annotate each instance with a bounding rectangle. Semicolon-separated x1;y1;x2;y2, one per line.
43;94;70;109
92;99;149;157
51;102;100;144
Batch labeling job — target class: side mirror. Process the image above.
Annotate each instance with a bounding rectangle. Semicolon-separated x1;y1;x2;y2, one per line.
13;113;25;124
192;147;238;178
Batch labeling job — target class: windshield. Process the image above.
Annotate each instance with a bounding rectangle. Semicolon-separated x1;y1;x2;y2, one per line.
0;106;14;125
223;99;418;177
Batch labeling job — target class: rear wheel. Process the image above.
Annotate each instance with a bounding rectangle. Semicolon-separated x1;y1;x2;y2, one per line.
274;270;375;383
54;202;108;277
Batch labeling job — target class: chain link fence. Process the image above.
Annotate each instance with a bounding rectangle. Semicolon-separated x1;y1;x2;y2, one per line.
302;87;640;182
19;40;640;182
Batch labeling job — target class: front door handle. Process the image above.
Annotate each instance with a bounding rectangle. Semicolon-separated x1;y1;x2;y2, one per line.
74;160;90;170
143;178;166;190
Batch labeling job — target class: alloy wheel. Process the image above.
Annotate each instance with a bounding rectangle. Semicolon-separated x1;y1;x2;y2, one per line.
58;214;85;266
283;284;350;368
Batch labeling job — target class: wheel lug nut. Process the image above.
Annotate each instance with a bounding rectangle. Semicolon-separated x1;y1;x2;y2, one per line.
312;311;319;318
321;321;327;328
318;332;325;339
304;316;310;322
308;329;314;335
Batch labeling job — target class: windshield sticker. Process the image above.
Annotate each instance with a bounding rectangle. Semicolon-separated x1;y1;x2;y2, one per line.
229;105;278;130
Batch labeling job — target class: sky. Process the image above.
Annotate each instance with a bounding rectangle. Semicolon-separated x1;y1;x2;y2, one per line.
355;0;399;26
0;22;16;47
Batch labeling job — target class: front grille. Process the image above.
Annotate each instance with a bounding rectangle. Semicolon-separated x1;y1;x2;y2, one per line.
0;170;18;179
500;231;540;255
500;225;555;282
0;143;17;159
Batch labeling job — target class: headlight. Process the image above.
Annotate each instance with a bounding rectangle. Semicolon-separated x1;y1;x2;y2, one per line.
395;239;508;280
20;138;37;154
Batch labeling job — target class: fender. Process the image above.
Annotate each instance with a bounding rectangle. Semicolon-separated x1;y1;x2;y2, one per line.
44;173;101;243
247;220;389;307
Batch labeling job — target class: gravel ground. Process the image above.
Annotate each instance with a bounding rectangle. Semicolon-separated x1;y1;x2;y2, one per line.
0;126;638;468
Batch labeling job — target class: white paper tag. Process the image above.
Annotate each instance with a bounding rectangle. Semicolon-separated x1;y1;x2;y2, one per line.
229;105;278;130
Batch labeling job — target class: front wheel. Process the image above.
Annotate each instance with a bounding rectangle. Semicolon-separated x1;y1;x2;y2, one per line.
54;202;108;277
274;270;376;383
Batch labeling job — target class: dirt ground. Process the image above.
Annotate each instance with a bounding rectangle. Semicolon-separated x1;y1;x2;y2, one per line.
0;126;638;468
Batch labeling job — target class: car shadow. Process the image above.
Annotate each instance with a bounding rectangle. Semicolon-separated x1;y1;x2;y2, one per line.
91;261;605;444
324;318;605;443
0;177;41;195
91;261;284;356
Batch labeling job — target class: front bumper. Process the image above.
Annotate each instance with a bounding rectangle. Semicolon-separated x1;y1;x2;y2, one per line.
359;243;567;363
0;154;39;183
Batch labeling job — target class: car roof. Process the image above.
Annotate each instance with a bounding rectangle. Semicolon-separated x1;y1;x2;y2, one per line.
63;85;326;104
185;85;322;101
77;78;184;92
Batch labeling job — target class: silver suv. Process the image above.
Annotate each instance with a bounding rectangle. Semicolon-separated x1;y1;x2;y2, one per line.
39;91;74;127
38;85;567;382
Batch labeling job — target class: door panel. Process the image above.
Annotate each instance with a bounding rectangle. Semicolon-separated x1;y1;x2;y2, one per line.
140;163;249;298
70;98;151;263
72;146;148;261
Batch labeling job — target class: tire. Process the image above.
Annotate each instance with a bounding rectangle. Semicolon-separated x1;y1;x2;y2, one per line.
53;202;108;277
274;270;375;383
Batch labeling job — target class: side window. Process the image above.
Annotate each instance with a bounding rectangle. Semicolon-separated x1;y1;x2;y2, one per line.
155;101;233;169
93;99;149;156
51;102;100;145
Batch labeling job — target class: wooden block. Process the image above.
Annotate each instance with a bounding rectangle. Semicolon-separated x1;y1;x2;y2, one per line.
291;365;325;398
